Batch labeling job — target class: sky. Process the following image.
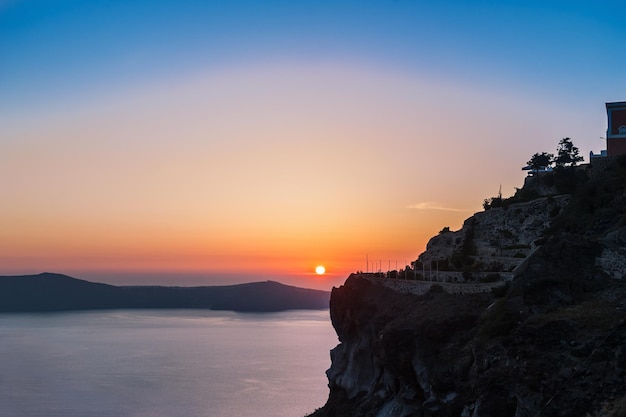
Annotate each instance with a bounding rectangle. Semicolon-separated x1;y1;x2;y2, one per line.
1;0;625;290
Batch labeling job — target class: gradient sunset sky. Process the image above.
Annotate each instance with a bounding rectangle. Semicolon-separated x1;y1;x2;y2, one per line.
1;0;625;289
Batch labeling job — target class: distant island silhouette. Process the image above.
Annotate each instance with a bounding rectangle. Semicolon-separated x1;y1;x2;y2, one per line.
0;273;330;313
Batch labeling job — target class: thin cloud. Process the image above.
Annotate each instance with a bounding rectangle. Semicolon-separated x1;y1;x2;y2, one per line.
406;202;471;212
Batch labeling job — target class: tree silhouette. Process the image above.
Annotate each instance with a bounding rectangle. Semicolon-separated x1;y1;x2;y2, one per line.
527;152;554;173
554;137;583;167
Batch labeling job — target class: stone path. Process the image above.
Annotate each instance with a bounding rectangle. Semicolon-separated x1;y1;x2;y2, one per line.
360;275;505;295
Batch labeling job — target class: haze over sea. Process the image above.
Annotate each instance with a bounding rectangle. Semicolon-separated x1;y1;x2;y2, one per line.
0;309;337;417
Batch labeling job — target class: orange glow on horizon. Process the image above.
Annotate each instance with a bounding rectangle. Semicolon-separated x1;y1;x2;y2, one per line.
0;203;472;286
1;62;553;289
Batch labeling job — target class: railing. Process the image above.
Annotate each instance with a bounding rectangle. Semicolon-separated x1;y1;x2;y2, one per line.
356;273;506;295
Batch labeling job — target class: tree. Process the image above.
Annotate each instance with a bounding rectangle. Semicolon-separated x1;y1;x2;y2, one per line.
527;152;554;173
554;137;583;167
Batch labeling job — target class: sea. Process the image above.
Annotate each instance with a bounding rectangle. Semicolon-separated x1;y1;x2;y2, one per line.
0;309;338;417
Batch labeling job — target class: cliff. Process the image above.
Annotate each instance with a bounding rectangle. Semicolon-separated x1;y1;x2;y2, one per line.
310;158;626;417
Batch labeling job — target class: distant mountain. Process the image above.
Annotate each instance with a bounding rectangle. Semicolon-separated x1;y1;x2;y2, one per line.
0;273;330;312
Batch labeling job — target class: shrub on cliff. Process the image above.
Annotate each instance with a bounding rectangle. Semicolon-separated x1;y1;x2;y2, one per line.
483;187;504;210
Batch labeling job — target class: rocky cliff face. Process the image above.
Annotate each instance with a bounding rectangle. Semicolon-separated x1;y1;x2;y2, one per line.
418;195;570;277
314;273;625;417
321;276;494;417
310;159;626;417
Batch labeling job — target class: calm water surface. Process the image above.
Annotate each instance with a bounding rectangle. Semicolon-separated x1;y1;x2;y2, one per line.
0;309;338;417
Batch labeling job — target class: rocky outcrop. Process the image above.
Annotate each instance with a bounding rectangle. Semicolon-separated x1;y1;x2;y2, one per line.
597;229;626;279
310;159;626;417
311;271;625;417
417;196;570;279
320;276;491;417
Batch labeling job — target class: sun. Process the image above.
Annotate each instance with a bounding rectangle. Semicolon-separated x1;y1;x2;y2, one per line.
315;265;326;275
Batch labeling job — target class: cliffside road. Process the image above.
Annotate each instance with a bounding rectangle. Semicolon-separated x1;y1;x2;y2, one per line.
361;275;505;295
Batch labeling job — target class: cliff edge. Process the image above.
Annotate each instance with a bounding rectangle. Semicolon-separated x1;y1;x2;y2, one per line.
310;158;626;417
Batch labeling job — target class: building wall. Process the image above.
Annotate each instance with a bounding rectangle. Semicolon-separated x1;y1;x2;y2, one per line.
608;108;626;136
607;138;626;156
606;102;626;157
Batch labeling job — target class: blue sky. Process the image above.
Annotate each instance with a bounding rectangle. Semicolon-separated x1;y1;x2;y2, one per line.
3;0;624;114
1;0;625;288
